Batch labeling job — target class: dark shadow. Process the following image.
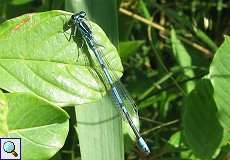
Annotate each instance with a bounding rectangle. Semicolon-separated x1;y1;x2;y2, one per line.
76;114;119;125
183;78;224;159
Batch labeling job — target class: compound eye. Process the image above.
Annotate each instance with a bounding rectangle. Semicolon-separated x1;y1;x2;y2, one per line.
71;15;75;20
79;11;86;18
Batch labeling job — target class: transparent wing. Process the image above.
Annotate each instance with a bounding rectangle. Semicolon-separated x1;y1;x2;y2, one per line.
109;80;139;127
96;45;139;125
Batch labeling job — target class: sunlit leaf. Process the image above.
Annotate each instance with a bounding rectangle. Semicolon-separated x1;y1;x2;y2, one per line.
6;93;69;160
168;131;181;148
0;10;123;106
0;90;8;136
209;36;230;131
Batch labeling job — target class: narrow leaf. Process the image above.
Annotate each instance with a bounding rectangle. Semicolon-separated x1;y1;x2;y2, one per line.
194;28;218;52
171;29;195;92
10;0;33;5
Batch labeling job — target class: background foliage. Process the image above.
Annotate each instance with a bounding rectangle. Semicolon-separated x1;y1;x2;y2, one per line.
0;0;230;160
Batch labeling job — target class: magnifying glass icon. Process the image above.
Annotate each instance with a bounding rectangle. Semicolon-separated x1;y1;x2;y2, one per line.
3;141;18;157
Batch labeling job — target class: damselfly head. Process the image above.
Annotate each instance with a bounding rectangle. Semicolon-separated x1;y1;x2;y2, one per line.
71;11;86;23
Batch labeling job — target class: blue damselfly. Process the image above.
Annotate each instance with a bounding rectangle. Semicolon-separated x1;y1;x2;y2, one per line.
70;11;150;155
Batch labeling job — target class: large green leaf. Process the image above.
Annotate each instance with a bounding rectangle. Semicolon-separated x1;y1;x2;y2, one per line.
0;10;123;106
209;36;230;131
183;37;230;159
0;90;8;136
6;93;69;160
183;79;226;159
